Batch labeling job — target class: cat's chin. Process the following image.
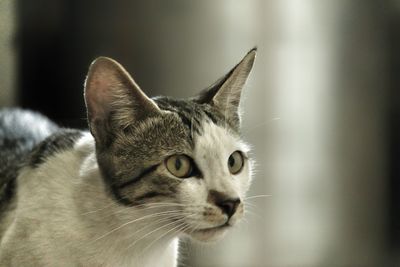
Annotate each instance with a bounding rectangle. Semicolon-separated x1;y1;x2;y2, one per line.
187;224;231;242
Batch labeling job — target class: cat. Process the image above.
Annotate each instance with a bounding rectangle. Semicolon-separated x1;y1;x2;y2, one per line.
0;48;256;267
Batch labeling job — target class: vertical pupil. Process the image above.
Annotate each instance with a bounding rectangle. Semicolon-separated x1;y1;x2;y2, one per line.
229;155;235;167
175;157;182;170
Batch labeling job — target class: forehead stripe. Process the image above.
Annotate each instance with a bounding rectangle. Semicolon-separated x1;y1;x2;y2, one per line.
202;109;218;124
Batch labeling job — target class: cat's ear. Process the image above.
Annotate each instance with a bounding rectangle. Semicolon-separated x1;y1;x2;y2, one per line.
84;57;161;144
194;48;256;126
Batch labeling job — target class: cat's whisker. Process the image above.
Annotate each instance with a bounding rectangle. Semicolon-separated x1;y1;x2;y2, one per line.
243;206;263;221
243;201;257;208
116;202;187;211
80;199;163;216
88;203;204;224
244;194;272;200
84;202;192;220
188;220;204;234
243;205;256;213
141;223;191;261
125;214;195;251
112;205;200;220
243;200;264;211
132;203;200;211
91;210;189;242
244;204;263;214
135;202;189;207
118;204;185;213
242;117;281;136
124;202;201;212
182;215;205;233
140;221;190;255
243;206;259;215
122;212;194;241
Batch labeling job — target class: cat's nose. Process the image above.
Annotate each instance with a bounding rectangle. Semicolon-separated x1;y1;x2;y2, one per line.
216;198;241;218
208;190;241;218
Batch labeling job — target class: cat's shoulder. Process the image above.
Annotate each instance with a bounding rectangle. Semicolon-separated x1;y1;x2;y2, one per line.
0;109;58;180
0;108;85;177
29;129;84;168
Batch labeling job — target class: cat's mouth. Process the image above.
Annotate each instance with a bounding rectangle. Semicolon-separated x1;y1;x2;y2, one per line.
187;222;232;242
196;222;231;233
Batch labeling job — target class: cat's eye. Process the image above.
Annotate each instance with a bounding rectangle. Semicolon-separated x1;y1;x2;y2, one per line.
228;151;244;175
165;155;193;178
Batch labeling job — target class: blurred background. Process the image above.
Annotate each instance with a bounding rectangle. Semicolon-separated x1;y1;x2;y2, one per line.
1;0;400;266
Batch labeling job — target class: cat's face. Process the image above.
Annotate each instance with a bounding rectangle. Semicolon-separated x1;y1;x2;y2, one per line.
84;49;256;242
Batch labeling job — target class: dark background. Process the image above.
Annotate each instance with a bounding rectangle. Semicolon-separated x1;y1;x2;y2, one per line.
1;0;400;266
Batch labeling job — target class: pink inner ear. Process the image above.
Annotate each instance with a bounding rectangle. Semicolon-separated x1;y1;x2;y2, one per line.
85;70;112;120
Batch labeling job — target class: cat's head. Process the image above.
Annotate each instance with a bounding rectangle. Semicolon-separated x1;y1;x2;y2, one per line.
84;49;256;242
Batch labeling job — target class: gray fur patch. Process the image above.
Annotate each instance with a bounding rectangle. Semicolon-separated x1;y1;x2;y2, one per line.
29;129;83;168
0;109;58;209
0;109;58;179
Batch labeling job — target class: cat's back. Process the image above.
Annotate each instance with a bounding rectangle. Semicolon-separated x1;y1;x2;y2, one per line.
0;108;58;187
